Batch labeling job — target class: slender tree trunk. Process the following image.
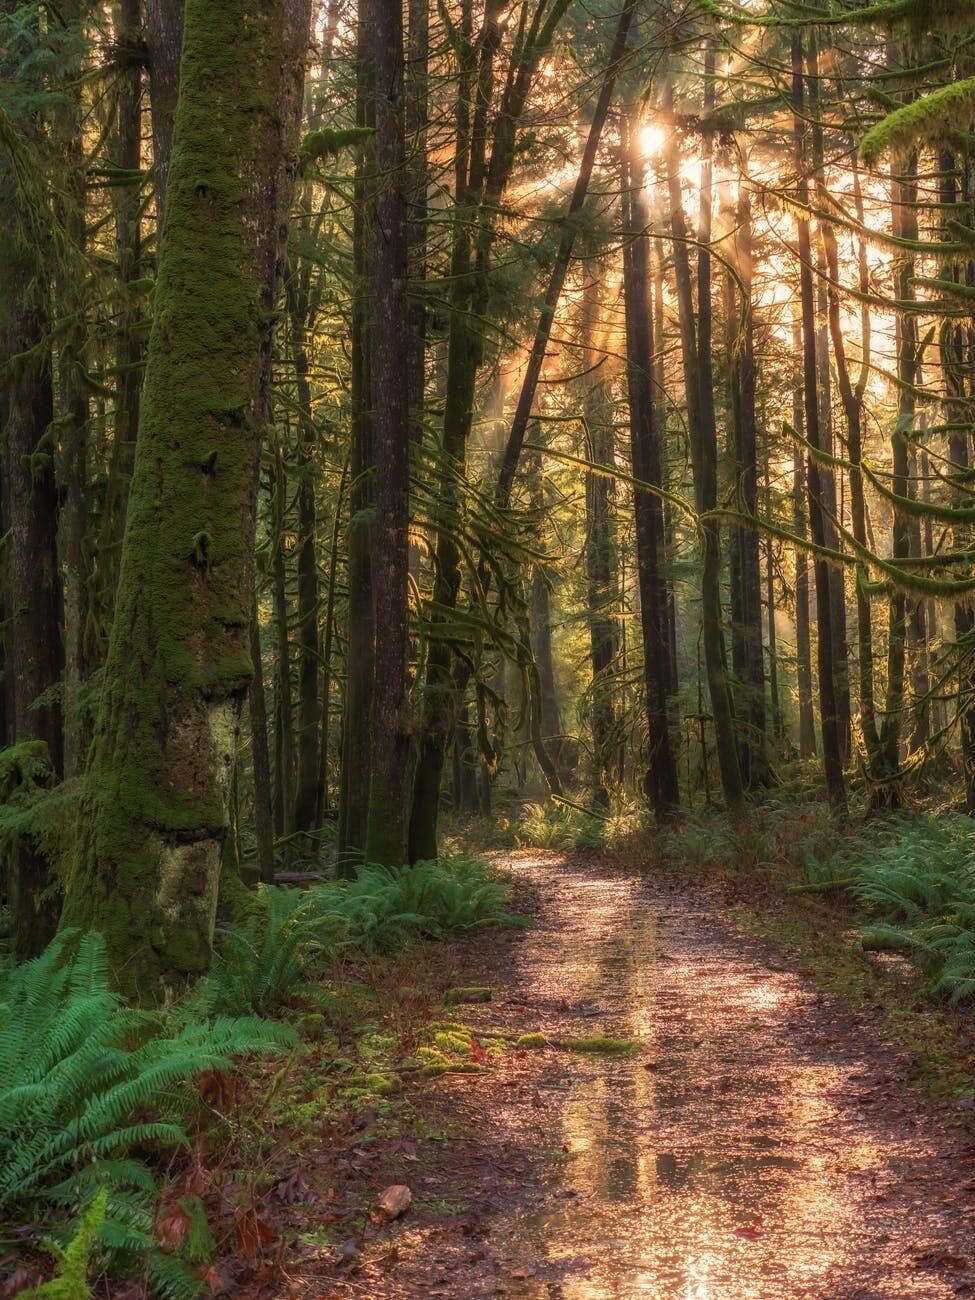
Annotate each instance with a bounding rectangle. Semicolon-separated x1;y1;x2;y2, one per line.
726;188;769;787
364;0;412;866
249;593;276;883
792;317;816;759
62;0;311;995
338;11;376;869
622;117;680;818
792;31;845;809
290;300;322;837
145;0;183;220
878;148;917;786
0;7;65;952
272;442;296;841
663;69;742;812
581;264;619;807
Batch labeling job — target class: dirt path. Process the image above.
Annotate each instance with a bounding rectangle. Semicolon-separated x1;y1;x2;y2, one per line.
314;851;975;1299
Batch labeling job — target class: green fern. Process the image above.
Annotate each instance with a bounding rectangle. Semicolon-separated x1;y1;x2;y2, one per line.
0;931;294;1296
195;856;522;1016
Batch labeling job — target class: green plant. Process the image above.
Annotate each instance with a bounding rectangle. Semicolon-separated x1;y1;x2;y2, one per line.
512;800;606;851
849;814;975;1001
194;856;523;1016
0;931;293;1297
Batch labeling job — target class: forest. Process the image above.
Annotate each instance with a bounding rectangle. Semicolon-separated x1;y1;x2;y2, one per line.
5;0;975;1293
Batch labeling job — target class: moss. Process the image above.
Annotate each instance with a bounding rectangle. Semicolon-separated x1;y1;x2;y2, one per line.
444;986;492;1004
59;0;305;1000
563;1035;640;1056
861;76;975;163
432;1030;472;1057
515;1032;549;1048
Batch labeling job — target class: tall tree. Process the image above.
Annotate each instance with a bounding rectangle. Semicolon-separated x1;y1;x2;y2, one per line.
62;0;312;994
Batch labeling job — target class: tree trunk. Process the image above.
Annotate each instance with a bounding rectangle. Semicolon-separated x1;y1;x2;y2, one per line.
622;117;680;819
662;70;742;813
581;263;619;808
337;10;375;871
792;30;845;810
365;0;413;867
62;0;311;996
249;592;276;884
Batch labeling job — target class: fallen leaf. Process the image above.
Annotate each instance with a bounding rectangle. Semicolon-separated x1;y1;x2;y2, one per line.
510;1266;536;1279
377;1184;412;1219
156;1201;191;1252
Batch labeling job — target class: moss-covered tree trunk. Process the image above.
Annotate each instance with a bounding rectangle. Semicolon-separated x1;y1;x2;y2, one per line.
61;0;310;995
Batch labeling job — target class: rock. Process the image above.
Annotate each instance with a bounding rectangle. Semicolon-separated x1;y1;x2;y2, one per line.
378;1184;413;1219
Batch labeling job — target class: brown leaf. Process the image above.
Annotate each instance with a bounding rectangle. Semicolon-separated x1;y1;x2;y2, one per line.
156;1201;191;1252
234;1206;277;1259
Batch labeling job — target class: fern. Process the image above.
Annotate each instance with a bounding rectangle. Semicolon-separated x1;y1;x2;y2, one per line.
195;856;522;1015
847;814;975;1000
21;1187;107;1299
0;931;293;1296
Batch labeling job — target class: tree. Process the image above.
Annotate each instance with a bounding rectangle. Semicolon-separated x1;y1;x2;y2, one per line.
61;0;312;995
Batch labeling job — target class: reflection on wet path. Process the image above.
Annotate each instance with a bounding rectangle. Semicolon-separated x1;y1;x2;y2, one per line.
492;854;975;1300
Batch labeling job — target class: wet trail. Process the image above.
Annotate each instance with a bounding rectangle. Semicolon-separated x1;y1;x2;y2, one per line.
328;852;975;1298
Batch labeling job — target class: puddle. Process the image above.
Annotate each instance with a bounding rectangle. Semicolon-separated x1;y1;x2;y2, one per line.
489;856;974;1300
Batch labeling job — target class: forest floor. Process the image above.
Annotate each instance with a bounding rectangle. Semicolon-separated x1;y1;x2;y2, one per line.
261;849;975;1300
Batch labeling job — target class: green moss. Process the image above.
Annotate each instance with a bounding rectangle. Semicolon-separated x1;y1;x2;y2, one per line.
515;1032;549;1048
563;1035;640;1056
444;986;492;1004
861;76;975;163
59;0;302;1000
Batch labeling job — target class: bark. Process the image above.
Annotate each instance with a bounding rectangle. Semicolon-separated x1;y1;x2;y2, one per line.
62;0;311;996
145;0;183;220
337;8;376;870
726;188;769;787
581;265;619;807
0;10;65;951
289;293;322;837
877;149;917;786
622;122;680;819
272;441;296;841
792;318;816;759
792;31;845;810
662;70;742;813
364;0;413;866
249;593;275;884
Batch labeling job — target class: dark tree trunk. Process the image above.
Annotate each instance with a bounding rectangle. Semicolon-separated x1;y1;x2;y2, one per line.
249;592;276;884
792;31;845;810
663;70;742;813
364;0;412;866
792;318;816;759
621;117;680;819
581;265;619;807
337;11;376;870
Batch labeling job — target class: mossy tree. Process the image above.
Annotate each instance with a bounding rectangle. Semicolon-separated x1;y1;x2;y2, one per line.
61;0;312;996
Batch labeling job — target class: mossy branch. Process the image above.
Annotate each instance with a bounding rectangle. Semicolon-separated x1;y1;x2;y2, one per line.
861;77;975;164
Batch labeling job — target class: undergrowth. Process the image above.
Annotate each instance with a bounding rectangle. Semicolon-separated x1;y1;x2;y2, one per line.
0;931;293;1298
192;855;523;1017
1;853;519;1296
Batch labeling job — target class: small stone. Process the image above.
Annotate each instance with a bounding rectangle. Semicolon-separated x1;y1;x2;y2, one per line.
378;1184;413;1219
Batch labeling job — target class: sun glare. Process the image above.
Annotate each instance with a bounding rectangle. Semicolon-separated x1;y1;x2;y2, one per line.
638;122;667;159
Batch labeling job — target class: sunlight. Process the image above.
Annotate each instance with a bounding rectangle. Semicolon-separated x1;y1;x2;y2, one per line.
639;122;667;160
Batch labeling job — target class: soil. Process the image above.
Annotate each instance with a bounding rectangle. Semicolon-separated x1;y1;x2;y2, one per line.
279;850;975;1299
